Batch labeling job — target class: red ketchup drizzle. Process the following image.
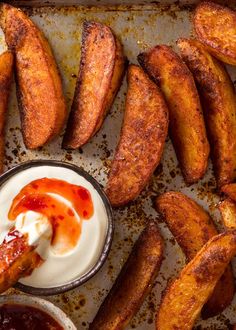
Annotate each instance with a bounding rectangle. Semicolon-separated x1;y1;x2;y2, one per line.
8;178;94;254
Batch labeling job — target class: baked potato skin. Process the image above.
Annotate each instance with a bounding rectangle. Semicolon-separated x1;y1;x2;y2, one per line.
218;198;236;229
138;45;209;184
194;1;236;65
89;222;163;330
156;191;235;319
63;21;125;149
105;64;169;207
178;38;236;187
156;231;236;330
0;51;13;173
0;232;40;293
1;3;66;149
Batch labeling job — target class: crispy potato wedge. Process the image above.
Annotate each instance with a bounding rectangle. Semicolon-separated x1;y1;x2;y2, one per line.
138;45;209;184
218;198;236;229
105;65;169;207
0;231;40;293
194;2;236;65
222;183;236;202
178;38;236;187
0;3;67;149
156;191;235;319
0;51;13;173
62;21;126;149
156;230;236;330
156;192;216;259
89;221;163;330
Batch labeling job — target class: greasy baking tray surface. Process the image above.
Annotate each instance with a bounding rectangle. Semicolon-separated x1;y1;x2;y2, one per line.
2;3;236;329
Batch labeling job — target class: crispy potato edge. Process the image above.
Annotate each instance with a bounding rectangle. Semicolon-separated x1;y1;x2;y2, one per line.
89;221;163;330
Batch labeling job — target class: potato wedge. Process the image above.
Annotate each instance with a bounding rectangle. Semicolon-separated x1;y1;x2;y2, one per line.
222;183;236;202
178;38;236;187
0;3;67;149
138;45;209;184
62;21;126;149
0;230;40;293
156;191;235;319
194;2;236;65
0;51;13;173
218;198;236;229
156;192;216;259
156;230;236;330
105;65;169;207
89;221;163;330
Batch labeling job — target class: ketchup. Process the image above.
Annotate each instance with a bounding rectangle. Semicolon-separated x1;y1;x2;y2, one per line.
0;304;63;330
8;178;94;254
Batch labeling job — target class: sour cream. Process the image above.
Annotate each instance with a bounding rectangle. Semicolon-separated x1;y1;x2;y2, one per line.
0;165;109;288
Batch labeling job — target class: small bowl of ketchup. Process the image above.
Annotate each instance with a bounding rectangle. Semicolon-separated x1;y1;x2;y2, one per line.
0;294;76;329
0;160;114;295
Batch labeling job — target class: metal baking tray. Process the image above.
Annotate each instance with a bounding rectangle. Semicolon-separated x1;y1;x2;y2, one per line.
2;1;236;329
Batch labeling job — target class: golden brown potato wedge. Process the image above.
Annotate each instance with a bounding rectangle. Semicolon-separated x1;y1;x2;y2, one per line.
218;198;236;229
178;38;236;187
105;65;169;207
156;230;236;330
156;192;216;259
89;221;163;330
138;45;209;184
0;51;13;173
222;183;236;202
0;3;66;149
0;231;40;293
62;21;126;149
194;2;236;65
156;191;235;319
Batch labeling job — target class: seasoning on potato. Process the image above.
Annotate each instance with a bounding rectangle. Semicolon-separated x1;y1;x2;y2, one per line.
0;231;41;294
0;3;67;149
156;191;235;319
156;231;236;330
194;1;236;65
0;51;13;173
105;64;169;207
90;221;163;330
218;198;236;230
178;38;236;188
138;45;209;184
63;21;126;149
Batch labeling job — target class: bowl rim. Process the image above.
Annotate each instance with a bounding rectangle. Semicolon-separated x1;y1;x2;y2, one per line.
0;294;77;329
0;159;114;295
